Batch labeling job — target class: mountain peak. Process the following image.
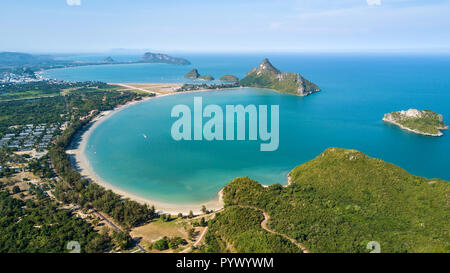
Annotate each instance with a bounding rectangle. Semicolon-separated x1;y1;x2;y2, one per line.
257;58;280;74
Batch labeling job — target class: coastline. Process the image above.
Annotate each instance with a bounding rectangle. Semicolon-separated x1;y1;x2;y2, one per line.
66;89;225;215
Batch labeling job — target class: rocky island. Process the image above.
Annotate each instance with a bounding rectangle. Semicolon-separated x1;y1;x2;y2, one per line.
138;52;190;65
219;75;239;82
184;68;200;79
383;109;448;136
240;58;320;96
184;68;214;81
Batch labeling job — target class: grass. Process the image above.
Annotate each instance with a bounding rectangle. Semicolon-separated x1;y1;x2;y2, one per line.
130;218;187;245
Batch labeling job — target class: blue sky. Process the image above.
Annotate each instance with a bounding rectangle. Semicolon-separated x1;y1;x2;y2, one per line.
1;0;449;53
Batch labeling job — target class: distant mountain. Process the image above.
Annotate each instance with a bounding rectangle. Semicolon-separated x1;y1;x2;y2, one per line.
0;52;58;67
139;52;190;65
103;56;115;63
240;58;320;96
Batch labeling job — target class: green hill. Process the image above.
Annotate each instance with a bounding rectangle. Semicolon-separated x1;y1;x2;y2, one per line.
206;148;449;253
239;58;320;96
219;75;239;82
198;75;215;81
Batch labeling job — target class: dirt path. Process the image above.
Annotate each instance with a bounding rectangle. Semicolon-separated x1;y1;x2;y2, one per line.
240;205;310;253
180;227;209;253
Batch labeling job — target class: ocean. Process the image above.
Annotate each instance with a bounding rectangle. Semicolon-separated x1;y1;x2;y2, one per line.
43;53;450;204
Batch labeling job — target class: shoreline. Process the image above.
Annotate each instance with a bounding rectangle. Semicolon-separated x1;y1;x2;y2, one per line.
67;89;226;215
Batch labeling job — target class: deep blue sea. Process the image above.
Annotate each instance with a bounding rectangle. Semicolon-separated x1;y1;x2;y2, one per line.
43;53;450;204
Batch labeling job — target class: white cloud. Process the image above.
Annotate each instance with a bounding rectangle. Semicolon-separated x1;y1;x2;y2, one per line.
66;0;81;6
366;0;381;6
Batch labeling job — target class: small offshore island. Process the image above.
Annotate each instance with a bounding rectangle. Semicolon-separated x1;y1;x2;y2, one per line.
184;68;215;81
383;109;448;136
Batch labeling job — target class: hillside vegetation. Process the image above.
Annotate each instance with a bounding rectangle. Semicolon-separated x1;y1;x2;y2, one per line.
214;148;449;253
202;206;301;253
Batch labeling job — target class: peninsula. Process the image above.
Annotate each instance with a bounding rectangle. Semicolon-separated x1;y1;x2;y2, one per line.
383;109;448;136
240;58;320;96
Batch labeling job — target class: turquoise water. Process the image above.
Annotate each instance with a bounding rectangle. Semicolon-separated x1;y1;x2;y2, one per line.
53;54;450;204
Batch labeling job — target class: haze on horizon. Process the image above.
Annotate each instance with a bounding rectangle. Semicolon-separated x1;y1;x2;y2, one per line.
1;0;449;54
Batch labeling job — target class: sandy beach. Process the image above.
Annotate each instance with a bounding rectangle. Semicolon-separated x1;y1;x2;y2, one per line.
66;89;225;215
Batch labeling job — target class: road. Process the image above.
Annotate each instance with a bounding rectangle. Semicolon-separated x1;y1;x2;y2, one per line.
239;205;310;253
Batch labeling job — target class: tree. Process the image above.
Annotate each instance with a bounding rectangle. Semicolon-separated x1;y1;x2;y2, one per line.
12;186;21;194
153;237;169;251
187;228;195;240
178;212;183;219
201;205;207;214
112;231;133;250
200;217;207;227
188;210;194;218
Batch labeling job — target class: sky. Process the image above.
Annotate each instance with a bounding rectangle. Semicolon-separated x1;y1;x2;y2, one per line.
1;0;449;53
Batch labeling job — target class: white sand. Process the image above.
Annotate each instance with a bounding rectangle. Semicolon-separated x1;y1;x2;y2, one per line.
66;91;224;215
